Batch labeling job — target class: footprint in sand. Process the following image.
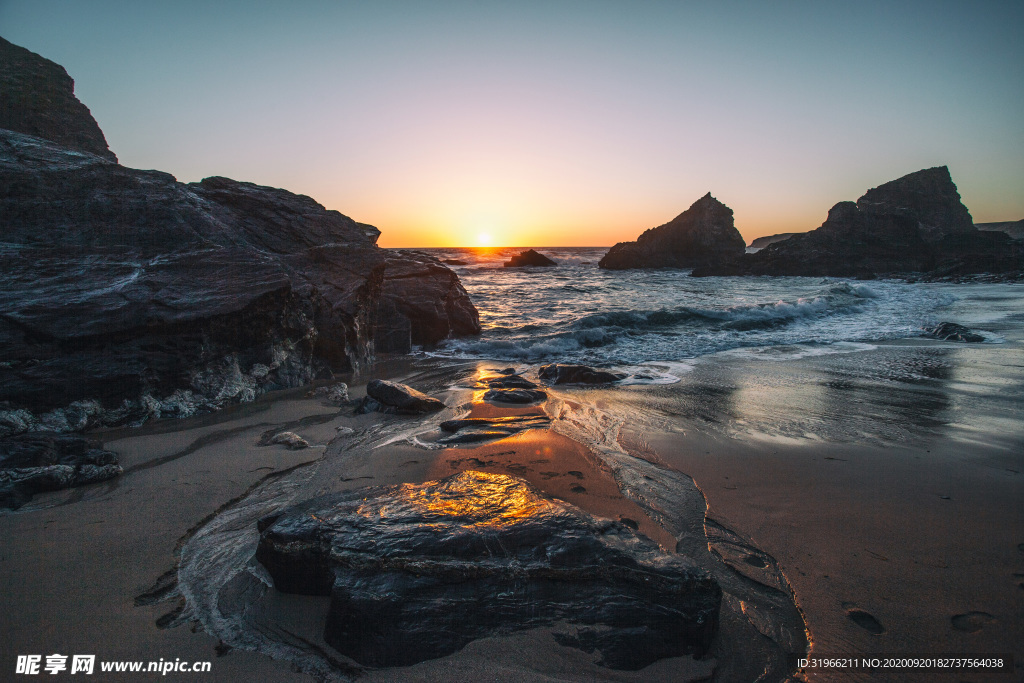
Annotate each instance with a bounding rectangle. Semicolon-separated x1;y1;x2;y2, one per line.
570;485;587;494
842;603;885;635
566;470;584;479
619;517;639;530
951;612;996;633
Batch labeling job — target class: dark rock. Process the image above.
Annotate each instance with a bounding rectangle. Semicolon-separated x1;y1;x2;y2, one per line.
599;193;746;270
0;37;116;161
696;167;1022;278
255;471;721;668
0;432;122;509
306;383;350;405
924;322;985;343
0;45;479;425
857;166;974;244
480;375;538;389
748;233;797;249
375;251;481;353
538;364;627;385
482;388;547;404
351;397;383;415
442;259;469;266
365;379;444;414
504;249;557;267
487;368;517;375
976;219;1024;241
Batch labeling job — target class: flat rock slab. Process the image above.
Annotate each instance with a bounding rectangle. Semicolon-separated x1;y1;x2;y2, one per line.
256;471;720;669
482;388;548;404
438;415;550;444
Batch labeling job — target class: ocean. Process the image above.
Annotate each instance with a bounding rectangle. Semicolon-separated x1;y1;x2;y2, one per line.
419;246;1019;376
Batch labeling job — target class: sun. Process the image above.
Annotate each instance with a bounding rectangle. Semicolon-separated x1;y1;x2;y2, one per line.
477;232;492;246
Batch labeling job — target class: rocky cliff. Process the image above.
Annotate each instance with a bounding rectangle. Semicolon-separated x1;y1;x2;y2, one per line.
0;39;479;432
695;167;1022;278
598;193;746;270
0;36;116;161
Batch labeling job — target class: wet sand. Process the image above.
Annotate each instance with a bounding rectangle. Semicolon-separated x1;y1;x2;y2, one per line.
2;336;1021;682
613;338;1024;682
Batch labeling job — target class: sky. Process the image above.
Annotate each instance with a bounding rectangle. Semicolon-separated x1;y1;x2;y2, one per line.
2;0;1022;247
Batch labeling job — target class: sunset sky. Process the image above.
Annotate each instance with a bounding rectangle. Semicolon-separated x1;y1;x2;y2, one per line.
3;1;1022;247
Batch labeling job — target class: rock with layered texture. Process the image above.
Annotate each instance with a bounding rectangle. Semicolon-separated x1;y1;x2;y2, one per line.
0;36;116;161
696;167;1021;278
0;433;122;509
374;251;481;353
256;471;721;669
924;322;985;343
599;193;746;270
0;39;479;426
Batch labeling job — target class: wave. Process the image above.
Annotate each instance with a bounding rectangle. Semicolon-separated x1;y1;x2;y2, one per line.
430;275;951;364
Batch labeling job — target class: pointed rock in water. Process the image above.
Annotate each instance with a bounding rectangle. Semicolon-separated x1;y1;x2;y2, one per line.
599;193;746;270
504;249;557;267
539;364;627;385
856;166;975;244
365;379;444;414
255;471;721;668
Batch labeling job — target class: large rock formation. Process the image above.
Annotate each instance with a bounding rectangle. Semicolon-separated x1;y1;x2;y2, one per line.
0;36;116;161
695;167;1022;278
598;193;746;270
256;471;721;669
0;38;479;429
375;250;481;353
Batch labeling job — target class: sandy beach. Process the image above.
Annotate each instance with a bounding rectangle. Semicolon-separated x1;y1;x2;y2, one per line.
2;332;1022;682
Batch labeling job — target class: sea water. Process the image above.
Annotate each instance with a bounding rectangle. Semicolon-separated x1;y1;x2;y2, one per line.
419;247;1018;375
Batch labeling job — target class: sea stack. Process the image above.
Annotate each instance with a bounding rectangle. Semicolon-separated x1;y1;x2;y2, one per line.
598;193;746;270
696;166;1022;278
